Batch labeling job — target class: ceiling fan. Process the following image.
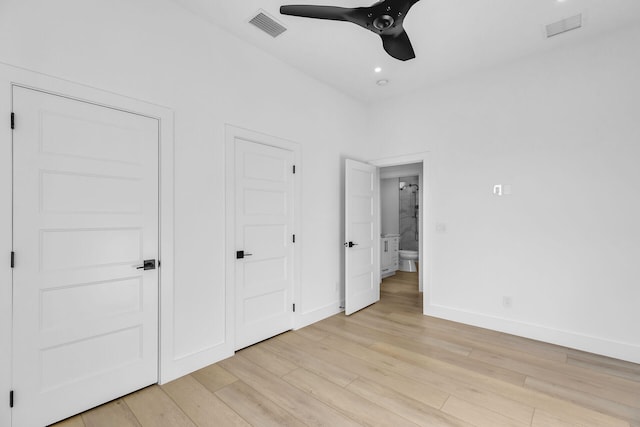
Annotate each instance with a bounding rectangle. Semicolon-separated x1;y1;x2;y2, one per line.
280;0;421;61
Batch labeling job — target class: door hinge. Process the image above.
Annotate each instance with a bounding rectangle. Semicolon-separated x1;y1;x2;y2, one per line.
10;112;15;130
292;165;296;174
292;234;295;243
293;303;296;313
9;390;13;408
10;252;14;269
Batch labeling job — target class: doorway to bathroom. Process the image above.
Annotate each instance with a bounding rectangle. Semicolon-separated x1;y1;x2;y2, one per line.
371;154;427;310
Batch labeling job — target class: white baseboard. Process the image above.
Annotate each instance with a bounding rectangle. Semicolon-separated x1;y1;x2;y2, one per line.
161;302;344;383
294;301;343;330
425;303;640;364
160;344;233;385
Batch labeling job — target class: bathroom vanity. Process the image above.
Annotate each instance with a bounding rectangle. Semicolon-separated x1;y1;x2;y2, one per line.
381;235;399;278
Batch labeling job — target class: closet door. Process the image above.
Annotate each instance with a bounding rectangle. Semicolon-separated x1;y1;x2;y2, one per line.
234;138;295;350
12;86;159;426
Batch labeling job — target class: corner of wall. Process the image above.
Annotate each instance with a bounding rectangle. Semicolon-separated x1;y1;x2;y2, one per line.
294;302;344;330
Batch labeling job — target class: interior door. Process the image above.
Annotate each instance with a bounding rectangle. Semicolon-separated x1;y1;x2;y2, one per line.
344;159;380;315
12;86;159;426
234;138;295;350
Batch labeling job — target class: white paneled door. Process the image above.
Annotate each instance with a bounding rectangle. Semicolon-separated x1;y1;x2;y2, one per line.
234;138;295;350
344;159;380;315
11;86;159;426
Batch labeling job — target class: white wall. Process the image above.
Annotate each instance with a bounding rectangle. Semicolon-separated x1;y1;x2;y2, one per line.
367;25;640;363
0;0;368;402
381;178;400;236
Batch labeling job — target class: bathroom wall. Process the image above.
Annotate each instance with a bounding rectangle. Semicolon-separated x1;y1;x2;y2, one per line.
399;176;419;251
380;178;399;236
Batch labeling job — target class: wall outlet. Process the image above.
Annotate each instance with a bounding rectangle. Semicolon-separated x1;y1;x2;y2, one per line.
502;296;513;308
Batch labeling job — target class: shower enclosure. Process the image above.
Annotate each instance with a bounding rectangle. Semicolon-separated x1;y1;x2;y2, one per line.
399;176;419;251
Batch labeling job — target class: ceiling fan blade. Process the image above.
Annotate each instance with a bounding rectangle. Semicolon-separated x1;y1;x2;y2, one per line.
380;30;415;61
280;5;354;22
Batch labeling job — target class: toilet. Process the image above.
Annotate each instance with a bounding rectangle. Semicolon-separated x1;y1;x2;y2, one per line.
398;250;418;272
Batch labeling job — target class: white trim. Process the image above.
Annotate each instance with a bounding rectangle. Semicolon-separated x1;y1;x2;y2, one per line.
0;67;13;427
426;304;640;364
369;152;431;308
224;124;302;352
0;64;176;425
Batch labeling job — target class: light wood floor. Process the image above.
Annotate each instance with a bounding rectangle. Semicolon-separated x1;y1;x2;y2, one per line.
54;271;640;427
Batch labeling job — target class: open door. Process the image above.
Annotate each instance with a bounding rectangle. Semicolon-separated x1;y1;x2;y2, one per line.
344;159;380;315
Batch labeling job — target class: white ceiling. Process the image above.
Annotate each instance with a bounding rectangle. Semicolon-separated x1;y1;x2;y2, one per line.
171;0;640;102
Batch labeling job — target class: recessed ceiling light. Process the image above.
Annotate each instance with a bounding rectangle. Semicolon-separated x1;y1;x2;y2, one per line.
374;67;382;73
376;79;389;86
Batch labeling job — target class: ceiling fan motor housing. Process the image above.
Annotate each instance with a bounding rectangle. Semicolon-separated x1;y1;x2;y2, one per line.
373;14;394;30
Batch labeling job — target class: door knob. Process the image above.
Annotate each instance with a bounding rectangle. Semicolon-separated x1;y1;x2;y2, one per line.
236;250;253;259
343;241;358;248
135;259;156;270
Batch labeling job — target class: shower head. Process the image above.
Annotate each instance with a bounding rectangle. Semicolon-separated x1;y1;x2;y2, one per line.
400;183;419;191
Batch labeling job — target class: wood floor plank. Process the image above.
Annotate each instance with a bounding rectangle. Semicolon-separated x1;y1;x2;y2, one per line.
369;339;527;386
531;406;631;427
277;329;453;407
293;324;330;342
345;376;471;427
161;375;250;427
219;354;362;427
385;311;567;364
124;386;195;427
531;409;584;427
311;315;381;347
567;352;640;382
441;396;529;427
453;366;631;427
191;363;238;394
405;313;569;364
53;415;86;427
525;376;640;423
282;367;420;427
237;344;298;377
260;335;360;387
281;328;464;394
471;348;640;407
81;399;140;427
319;312;473;357
451;386;534;425
215;382;305;427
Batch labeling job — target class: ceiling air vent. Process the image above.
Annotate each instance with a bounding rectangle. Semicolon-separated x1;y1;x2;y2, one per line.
249;10;287;38
546;14;582;38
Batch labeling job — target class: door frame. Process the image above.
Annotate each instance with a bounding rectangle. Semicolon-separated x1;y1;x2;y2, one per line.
224;125;302;353
369;152;431;313
0;63;175;426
